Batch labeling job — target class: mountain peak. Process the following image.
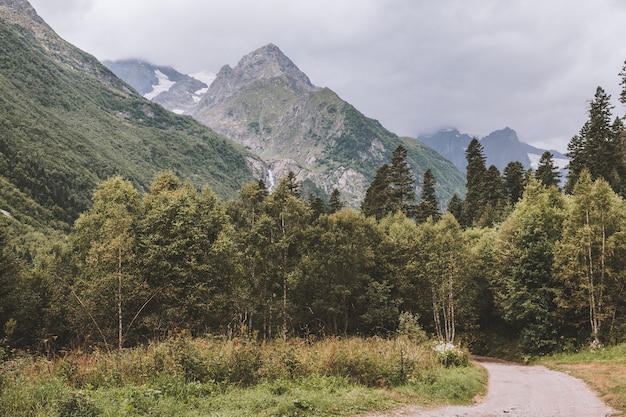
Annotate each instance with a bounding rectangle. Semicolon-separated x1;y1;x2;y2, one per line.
194;43;317;111
234;43;315;90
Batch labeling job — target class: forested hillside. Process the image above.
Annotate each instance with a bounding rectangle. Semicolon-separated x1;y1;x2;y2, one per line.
0;1;256;236
2;56;626;355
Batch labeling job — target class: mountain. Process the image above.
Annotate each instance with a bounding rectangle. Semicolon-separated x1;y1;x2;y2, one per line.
102;60;216;114
418;127;568;174
108;45;466;206
0;0;257;233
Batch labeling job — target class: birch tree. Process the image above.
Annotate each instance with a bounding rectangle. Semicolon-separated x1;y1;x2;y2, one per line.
415;213;467;343
70;176;141;350
556;170;626;346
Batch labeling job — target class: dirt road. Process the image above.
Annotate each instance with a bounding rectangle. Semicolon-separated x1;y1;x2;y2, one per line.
368;360;618;417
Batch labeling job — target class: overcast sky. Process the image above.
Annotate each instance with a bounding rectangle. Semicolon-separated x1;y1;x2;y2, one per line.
28;0;626;152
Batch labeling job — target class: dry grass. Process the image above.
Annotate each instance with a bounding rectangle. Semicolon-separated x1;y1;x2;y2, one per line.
0;336;484;416
541;344;626;415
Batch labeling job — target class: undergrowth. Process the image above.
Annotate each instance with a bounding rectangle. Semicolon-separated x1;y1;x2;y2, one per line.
0;336;482;416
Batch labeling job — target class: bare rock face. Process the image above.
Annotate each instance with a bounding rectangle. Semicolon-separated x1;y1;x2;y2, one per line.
0;0;40;20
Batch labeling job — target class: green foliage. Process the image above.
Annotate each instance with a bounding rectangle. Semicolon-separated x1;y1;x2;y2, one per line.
503;161;526;205
462;138;487;227
433;342;470;367
555;171;626;345
397;312;428;343
566;87;625;195
535;151;562;188
416;168;440;223
494;177;567;354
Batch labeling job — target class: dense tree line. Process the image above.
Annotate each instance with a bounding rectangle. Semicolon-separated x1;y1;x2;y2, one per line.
2;61;626;357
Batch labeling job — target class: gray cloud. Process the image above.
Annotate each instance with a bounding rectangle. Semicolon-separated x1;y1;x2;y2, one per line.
29;0;626;152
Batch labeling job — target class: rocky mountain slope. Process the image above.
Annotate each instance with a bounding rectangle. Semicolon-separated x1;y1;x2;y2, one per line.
419;127;568;173
108;45;466;206
0;0;257;232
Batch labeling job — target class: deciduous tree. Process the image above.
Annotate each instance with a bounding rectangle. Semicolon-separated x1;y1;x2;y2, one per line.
556;170;626;346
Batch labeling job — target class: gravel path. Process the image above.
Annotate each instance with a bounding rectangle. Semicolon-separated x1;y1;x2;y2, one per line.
367;360;619;417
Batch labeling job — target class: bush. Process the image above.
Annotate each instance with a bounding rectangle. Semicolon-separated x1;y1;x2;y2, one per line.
397;312;428;343
433;342;469;367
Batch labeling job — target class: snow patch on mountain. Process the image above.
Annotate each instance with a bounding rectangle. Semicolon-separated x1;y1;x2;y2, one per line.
527;153;541;170
189;71;216;102
190;70;217;86
144;70;176;100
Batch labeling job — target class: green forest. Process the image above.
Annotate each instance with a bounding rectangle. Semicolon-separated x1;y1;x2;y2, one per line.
2;62;626;363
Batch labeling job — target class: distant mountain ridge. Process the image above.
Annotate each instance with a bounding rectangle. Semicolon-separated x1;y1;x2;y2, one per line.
418;127;568;174
106;44;466;206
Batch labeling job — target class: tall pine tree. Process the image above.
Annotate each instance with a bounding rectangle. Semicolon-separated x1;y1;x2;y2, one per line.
361;164;393;220
389;145;417;218
462;138;487;227
565;86;624;195
503;161;525;205
416;168;440;223
535;151;561;188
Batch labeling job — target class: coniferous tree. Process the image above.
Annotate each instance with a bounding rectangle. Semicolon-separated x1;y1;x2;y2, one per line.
308;193;326;220
328;189;344;214
447;194;464;222
361;164;393;220
503;161;525;205
535;151;561;188
479;165;506;227
416;168;440;223
462;138;487;227
565;87;624;195
389;145;416;218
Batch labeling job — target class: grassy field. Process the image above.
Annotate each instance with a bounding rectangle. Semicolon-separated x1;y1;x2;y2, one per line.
540;344;626;415
0;336;486;417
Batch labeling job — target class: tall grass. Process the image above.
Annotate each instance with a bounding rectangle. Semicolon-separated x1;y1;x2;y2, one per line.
0;336;483;416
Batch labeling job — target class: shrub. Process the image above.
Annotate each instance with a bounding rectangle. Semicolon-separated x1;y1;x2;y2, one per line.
397;312;428;343
433;342;469;367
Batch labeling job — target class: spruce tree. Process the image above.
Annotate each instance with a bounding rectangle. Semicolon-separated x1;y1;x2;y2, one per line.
565;86;624;194
389;144;416;218
480;165;506;226
416;168;440;223
462;138;487;227
361;164;393;220
447;194;464;222
503;161;525;204
308;193;326;220
535;151;561;188
328;189;344;214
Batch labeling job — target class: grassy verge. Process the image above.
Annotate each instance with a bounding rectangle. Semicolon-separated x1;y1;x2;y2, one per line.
540;344;626;414
0;336;485;416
